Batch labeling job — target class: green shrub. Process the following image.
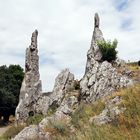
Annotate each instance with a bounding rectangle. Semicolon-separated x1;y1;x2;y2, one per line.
26;114;44;125
97;39;118;62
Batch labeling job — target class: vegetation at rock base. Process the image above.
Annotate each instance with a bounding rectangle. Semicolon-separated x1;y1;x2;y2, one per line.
97;39;118;62
47;102;59;116
45;119;70;136
0;65;24;122
0;124;26;140
0;65;140;140
26;114;44;125
44;65;140;140
43;84;140;140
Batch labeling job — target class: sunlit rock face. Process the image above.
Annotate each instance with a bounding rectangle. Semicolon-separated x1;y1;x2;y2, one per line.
80;13;132;102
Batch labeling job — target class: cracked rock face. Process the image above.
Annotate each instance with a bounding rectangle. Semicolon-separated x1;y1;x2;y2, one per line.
13;69;77;140
15;30;42;123
49;69;75;106
15;30;76;127
80;13;132;102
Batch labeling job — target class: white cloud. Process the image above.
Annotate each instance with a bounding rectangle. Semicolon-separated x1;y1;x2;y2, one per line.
0;0;139;91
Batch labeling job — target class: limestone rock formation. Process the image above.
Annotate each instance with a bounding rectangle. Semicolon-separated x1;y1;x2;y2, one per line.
11;125;39;140
15;29;76;126
15;30;42;123
35;68;75;116
13;13;134;139
90;96;125;125
80;13;132;102
13;69;77;140
49;69;75;105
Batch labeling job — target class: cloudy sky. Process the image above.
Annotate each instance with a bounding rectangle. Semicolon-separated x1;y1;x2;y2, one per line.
0;0;139;91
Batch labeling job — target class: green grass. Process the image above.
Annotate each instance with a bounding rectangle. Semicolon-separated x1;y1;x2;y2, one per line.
26;114;44;125
45;119;70;138
1;124;25;140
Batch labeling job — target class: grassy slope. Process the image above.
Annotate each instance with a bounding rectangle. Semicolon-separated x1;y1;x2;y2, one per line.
48;65;140;140
1;65;140;140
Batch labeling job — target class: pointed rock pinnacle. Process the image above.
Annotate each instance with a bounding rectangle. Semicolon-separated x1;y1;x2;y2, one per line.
94;13;100;28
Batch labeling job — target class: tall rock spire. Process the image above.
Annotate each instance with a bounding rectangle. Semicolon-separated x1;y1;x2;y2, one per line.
15;30;42;123
25;30;40;86
80;13;132;102
25;30;38;73
85;13;103;74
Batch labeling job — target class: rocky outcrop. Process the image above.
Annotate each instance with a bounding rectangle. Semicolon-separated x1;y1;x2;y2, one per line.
13;69;78;140
90;96;125;125
49;69;75;107
15;30;42;123
35;68;75;116
12;125;39;140
13;13;134;139
80;13;132;102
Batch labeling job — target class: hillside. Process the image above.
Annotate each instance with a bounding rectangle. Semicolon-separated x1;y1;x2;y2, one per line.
0;13;140;140
1;64;140;140
47;65;140;140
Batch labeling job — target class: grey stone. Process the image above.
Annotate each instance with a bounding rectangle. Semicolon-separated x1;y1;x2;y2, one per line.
94;13;100;28
80;13;133;102
11;125;39;140
13;69;77;140
90;96;126;125
15;30;42;124
49;68;75;107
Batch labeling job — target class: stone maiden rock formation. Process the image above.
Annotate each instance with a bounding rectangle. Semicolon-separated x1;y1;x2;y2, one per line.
80;13;132;102
13;13;133;139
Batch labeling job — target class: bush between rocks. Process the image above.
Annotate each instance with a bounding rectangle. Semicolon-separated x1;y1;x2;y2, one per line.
97;39;118;62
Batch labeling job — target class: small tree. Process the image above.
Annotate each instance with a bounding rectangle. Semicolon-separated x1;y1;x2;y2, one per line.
0;65;24;122
97;39;118;62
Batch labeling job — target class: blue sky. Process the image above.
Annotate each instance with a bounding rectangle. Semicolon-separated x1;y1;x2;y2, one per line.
114;0;129;11
0;0;139;91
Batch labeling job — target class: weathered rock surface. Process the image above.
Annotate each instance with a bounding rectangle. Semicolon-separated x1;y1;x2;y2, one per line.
15;30;42;123
13;69;78;140
90;96;125;125
12;125;39;140
13;13;134;139
36;68;75;116
80;13;132;102
13;29;77;139
49;68;75;107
